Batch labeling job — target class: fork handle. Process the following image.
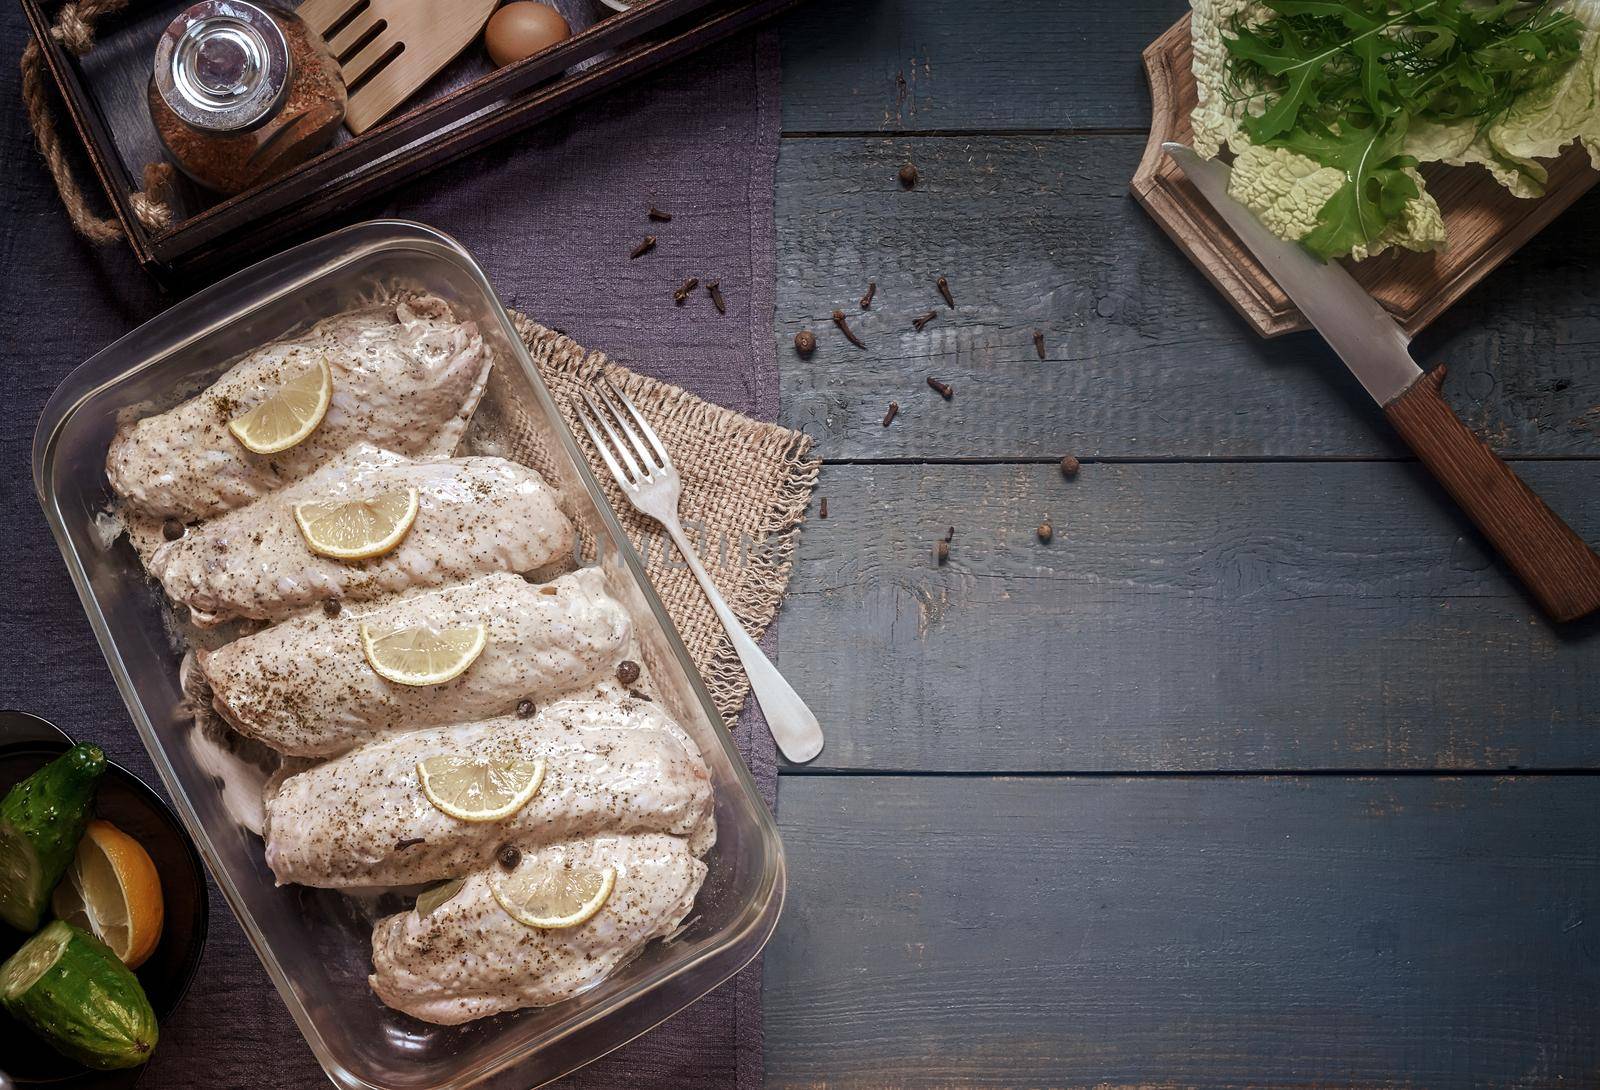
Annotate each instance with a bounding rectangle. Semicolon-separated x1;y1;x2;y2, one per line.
664;523;824;763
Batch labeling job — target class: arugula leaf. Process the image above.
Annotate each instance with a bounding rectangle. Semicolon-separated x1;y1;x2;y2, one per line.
1220;0;1581;257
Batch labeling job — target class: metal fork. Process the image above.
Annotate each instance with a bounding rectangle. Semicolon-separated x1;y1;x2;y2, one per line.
576;380;825;764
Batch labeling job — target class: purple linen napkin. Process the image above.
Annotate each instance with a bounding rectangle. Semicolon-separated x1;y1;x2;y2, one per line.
0;24;781;1090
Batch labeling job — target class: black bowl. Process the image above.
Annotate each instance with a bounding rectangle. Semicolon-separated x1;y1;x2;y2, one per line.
0;711;209;1088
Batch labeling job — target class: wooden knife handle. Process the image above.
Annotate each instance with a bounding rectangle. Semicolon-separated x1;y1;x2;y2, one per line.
1384;365;1600;623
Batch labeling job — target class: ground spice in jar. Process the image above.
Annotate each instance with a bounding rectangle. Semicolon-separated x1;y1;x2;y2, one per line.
149;2;346;195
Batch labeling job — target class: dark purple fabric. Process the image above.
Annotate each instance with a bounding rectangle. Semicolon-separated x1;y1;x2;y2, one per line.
0;21;780;1089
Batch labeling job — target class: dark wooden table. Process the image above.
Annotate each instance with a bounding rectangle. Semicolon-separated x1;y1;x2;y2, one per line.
761;1;1600;1085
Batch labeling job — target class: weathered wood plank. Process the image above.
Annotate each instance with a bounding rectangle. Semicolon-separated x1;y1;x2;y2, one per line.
766;774;1600;1088
773;135;1600;460
776;0;1181;132
777;461;1600;772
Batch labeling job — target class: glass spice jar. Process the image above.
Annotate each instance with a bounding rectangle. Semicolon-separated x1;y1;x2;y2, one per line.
148;1;346;195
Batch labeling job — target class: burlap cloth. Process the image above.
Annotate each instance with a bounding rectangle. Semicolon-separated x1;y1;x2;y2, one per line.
506;312;818;729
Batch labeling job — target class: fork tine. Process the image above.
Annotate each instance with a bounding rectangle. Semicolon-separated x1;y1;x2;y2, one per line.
580;390;644;482
575;398;636;489
603;379;672;469
594;382;662;474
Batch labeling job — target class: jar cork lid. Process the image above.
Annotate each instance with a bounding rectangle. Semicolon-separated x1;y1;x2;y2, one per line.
154;1;292;133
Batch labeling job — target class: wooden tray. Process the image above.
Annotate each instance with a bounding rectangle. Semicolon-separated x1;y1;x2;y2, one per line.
23;0;800;279
1130;15;1600;339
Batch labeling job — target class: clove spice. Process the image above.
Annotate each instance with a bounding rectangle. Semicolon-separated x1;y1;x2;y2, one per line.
936;275;955;308
396;837;426;850
860;281;877;309
674;276;699;304
1033;329;1047;360
912;310;937;331
648;206;672;222
630;236;657;259
935;539;949;564
794;329;817;357
882;401;899;427
833;309;866;348
707;280;726;314
820;496;828;519
926;376;953;400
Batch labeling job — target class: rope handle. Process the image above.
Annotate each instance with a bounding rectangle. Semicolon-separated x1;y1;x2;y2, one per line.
20;0;175;245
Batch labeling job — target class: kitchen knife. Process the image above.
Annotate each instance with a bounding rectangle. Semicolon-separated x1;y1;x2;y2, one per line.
1164;142;1600;623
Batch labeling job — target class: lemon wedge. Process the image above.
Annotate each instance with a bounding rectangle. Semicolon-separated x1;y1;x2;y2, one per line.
492;861;615;929
51;820;165;969
294;489;419;560
417;755;545;822
226;358;333;454
415;877;465;918
361;622;487;686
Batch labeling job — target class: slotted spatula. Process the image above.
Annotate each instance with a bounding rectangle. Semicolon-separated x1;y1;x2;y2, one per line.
297;0;498;134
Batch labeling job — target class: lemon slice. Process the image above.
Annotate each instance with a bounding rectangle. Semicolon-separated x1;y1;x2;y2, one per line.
361;622;487;686
417;755;545;822
415;877;465;918
50;820;164;969
294;489;419;560
226;358;333;454
492;861;615;929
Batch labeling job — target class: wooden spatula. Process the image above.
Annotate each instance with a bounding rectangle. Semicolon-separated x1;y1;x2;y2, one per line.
297;0;498;134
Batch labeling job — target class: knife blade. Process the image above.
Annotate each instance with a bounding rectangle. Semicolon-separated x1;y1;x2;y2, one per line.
1163;142;1420;406
1162;141;1600;623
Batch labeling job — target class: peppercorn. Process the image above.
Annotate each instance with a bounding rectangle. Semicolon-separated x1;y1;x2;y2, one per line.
162;518;185;541
617;660;641;686
322;598;341;617
498;844;521;870
794;330;817;356
516;698;535;718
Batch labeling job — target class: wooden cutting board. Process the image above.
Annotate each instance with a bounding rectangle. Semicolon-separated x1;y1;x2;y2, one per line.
1130;15;1600;339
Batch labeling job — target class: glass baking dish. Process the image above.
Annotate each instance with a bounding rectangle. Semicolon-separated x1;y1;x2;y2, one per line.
31;220;784;1090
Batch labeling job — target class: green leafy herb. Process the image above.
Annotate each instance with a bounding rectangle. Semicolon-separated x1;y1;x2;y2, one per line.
1223;0;1582;257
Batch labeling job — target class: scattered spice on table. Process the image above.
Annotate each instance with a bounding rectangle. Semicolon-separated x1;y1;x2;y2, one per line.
630;236;657;259
707;281;726;314
833;309;866;348
936;275;955;308
926;376;953;400
1037;519;1053;544
819;496;828;519
1060;455;1080;478
899;162;919;189
882;401;899;427
794;329;816;356
913;310;937;331
860;281;877;309
1034;330;1047;359
648;206;672;222
674;277;699;305
616;660;641;686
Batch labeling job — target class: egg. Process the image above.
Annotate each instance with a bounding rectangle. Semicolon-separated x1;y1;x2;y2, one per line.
484;2;572;68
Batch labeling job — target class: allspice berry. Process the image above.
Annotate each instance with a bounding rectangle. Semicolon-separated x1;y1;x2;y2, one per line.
795;329;817;357
1038;520;1053;544
1060;455;1081;478
898;162;919;189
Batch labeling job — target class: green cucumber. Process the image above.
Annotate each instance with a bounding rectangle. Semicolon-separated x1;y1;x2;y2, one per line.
0;743;105;931
0;920;158;1069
